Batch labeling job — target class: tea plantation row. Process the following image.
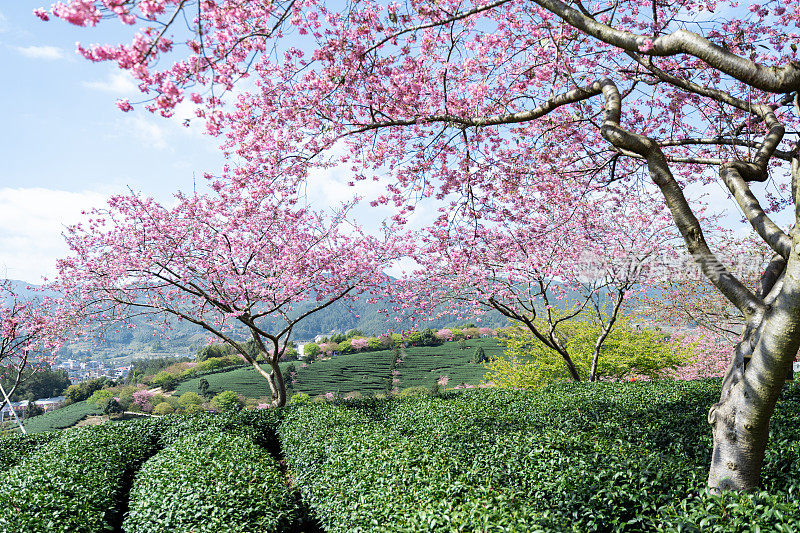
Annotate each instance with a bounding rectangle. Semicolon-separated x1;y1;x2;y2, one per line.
174;338;501;399
3;380;800;532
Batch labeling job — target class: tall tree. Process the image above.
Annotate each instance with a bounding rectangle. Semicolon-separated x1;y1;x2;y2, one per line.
41;0;800;491
54;192;403;407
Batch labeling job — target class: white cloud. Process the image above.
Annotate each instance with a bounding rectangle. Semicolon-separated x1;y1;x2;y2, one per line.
83;71;138;94
14;45;65;61
0;188;108;283
117;114;169;151
0;10;7;33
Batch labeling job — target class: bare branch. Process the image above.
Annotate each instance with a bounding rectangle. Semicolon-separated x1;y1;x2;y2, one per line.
720;166;792;259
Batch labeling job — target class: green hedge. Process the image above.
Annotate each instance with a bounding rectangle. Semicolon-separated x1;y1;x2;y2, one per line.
0;432;60;472
0;423;162;533
124;430;297;533
280;380;800;532
3;381;800;532
156;409;283;452
23;400;104;433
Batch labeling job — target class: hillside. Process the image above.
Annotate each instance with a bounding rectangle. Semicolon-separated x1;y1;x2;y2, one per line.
6;279;509;364
175;338;505;400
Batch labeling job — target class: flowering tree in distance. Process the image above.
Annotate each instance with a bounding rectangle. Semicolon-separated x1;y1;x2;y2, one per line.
40;0;800;490
643;234;775;343
0;281;64;416
55;192;403;407
413;194;675;382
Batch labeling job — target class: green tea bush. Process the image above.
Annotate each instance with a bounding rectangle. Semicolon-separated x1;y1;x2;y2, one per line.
156;409;282;452
657;487;800;532
0;432;60;471
0;423;162;533
124;431;297;533
279;380;736;532
22;400;104;433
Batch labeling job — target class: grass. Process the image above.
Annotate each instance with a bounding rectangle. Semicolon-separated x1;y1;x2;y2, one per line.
174;338;503;399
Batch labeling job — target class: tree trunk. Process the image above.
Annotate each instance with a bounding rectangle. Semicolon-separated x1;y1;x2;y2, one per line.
707;247;800;491
244;329;288;407
269;359;287;408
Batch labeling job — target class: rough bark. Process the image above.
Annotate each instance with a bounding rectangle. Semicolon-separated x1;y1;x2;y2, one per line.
248;328;288;407
269;360;287;407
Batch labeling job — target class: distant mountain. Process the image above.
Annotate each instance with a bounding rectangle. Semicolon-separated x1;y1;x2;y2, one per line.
4;279;508;364
8;277;659;364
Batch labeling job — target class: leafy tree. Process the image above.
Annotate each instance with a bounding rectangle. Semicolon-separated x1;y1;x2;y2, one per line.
197;379;210;399
177;392;203;409
64;377;111;405
125;356;191;383
196;344;230;362
87;388;115;407
303;343;321;359
3;366;70;402
485;318;693;389
153;402;174;416
150;371;176;392
419;329;439;347
282;364;296;390
473;347;489;365
24;402;43;419
103;398;123;419
211;391;244;413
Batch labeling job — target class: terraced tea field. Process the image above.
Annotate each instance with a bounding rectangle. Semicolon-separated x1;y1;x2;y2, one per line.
396;338;506;388
22;400;104;433
175;338;503;399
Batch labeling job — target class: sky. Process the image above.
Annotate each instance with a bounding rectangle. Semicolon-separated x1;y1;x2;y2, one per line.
0;2;233;283
0;2;409;284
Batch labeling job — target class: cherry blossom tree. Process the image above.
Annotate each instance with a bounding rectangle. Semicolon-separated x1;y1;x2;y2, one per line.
350;337;370;351
39;0;800;491
0;281;65;419
412;194;675;382
54;192;404;407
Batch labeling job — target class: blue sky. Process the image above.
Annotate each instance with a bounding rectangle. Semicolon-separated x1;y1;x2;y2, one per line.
1;3;225;283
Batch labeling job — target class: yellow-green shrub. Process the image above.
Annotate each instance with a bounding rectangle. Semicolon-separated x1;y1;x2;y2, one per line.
153;402;174;415
484;316;692;389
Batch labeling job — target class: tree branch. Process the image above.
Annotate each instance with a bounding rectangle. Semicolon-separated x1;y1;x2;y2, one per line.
535;0;800;93
720;166;792;258
598;78;765;321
